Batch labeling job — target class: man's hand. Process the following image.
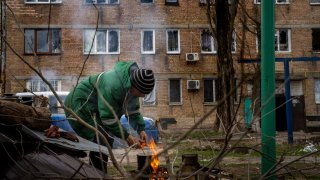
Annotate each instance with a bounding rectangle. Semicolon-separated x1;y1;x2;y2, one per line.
126;134;139;147
139;131;147;149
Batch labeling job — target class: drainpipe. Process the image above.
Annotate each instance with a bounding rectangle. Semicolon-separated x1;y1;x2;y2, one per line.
261;0;276;179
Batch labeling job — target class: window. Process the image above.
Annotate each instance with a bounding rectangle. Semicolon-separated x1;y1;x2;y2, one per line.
85;0;119;4
232;31;237;53
26;80;61;92
141;0;153;3
276;0;289;3
315;79;320;104
141;30;155;54
312;29;320;52
25;0;62;4
84;29;120;54
201;29;216;54
24;29;61;55
290;81;303;96
169;79;181;104
275;29;291;52
204;79;216;103
201;30;235;54
310;0;320;4
143;83;156;105
166;29;180;54
165;0;179;5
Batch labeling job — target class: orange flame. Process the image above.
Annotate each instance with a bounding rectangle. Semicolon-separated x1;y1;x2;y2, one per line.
148;138;159;173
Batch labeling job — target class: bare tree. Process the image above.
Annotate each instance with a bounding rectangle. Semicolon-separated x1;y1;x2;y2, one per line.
205;0;239;130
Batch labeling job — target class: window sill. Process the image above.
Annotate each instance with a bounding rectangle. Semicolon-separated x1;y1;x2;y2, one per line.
167;52;180;55
25;2;62;5
83;53;120;55
169;103;182;106
140;3;155;5
310;3;320;6
24;53;61;56
83;3;119;5
201;52;216;55
312;51;320;54
142;103;156;106
203;102;217;106
275;51;291;54
141;52;156;55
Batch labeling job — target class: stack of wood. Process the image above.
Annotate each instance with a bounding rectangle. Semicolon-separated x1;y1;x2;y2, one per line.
0;99;51;131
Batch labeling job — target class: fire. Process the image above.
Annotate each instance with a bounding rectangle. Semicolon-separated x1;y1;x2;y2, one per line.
148;138;159;173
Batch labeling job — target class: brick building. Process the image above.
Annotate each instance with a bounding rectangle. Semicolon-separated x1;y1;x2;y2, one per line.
2;0;320;131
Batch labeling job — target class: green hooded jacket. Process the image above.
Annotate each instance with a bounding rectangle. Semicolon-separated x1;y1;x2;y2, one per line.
64;61;145;141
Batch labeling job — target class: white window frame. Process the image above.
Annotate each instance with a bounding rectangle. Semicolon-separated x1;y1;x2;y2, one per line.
25;0;62;4
254;0;289;4
315;79;320;104
169;79;182;105
26;80;61;92
201;29;216;54
203;78;216;104
166;29;180;54
141;30;155;54
143;83;156;106
310;0;320;5
275;28;291;52
83;29;120;54
84;0;119;4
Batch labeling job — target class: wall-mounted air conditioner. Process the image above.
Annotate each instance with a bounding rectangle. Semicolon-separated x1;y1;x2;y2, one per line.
187;80;200;90
186;53;199;62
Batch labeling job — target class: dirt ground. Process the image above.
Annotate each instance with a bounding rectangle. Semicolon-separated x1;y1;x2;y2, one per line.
105;131;320;179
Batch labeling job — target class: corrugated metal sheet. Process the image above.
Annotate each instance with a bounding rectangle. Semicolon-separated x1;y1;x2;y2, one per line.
0;123;112;179
5;152;108;179
0;123;109;155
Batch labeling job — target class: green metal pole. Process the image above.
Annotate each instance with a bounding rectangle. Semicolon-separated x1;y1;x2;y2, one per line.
261;0;276;179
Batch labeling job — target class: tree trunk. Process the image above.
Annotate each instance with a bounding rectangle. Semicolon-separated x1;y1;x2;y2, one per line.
0;100;51;130
215;0;236;131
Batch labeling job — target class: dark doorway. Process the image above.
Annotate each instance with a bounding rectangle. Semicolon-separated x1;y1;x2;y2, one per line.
276;95;287;131
275;95;306;131
292;96;306;131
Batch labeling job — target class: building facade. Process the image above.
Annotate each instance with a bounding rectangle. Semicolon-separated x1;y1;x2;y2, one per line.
2;0;320;131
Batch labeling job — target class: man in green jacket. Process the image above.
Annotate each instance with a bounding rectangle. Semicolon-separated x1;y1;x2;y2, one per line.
64;61;155;172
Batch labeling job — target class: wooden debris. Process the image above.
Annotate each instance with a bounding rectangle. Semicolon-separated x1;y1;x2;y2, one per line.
0;100;51;130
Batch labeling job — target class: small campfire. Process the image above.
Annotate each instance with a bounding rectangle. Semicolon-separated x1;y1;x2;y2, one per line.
135;138;168;180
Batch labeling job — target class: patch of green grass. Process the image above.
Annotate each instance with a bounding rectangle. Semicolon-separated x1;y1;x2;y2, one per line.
187;130;223;139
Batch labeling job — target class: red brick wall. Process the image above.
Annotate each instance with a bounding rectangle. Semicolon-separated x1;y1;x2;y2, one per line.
4;0;320;130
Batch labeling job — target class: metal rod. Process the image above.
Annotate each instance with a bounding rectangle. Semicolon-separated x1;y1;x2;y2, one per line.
261;0;276;179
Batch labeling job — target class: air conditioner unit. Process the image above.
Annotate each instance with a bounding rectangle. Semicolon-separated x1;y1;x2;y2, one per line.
187;80;200;90
186;53;199;62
